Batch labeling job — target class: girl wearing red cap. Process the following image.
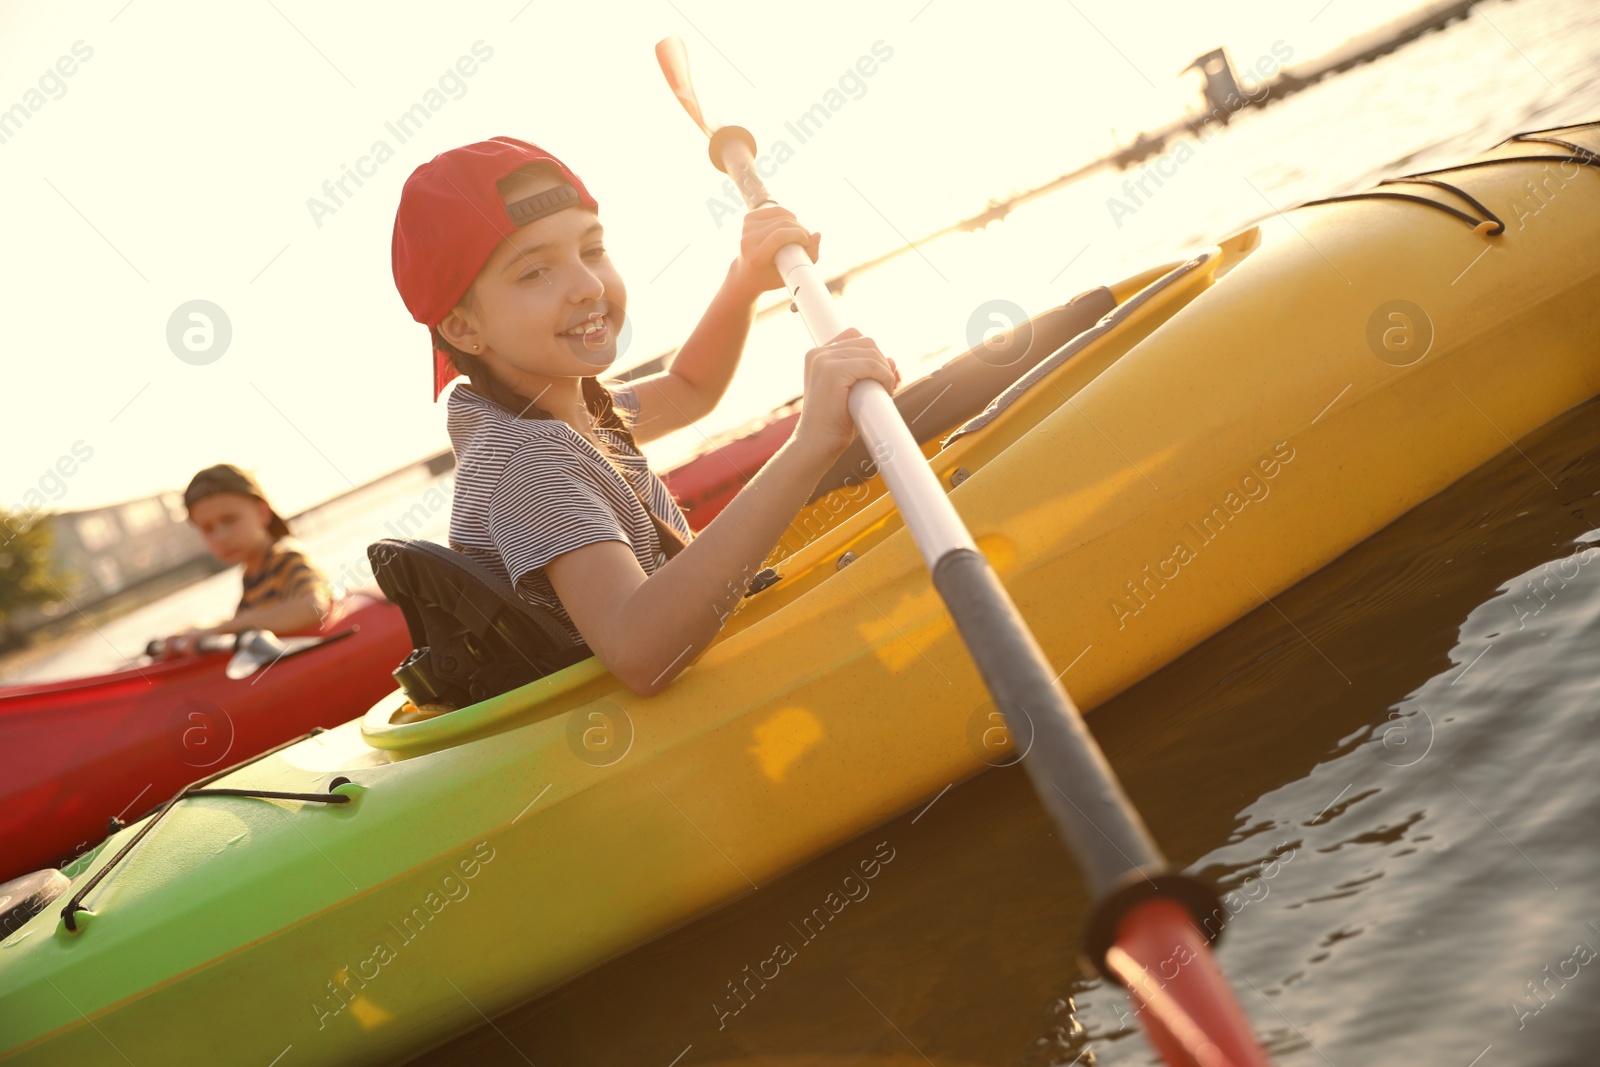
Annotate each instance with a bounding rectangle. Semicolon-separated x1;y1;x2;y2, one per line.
393;137;898;696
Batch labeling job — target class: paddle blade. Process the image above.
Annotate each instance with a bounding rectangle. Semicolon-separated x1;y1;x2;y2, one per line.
655;36;714;136
225;630;332;680
1106;900;1273;1067
227;630;281;679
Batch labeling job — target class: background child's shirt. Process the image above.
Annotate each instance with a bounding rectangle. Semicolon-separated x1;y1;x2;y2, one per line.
446;381;694;649
238;537;329;615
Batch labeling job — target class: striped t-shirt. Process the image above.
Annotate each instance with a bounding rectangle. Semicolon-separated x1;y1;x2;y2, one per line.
239;537;328;614
445;381;694;649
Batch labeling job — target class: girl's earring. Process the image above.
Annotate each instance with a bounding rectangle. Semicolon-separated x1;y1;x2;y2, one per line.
473;344;480;350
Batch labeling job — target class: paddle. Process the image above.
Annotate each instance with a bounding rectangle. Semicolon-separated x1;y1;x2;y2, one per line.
656;37;1272;1067
143;633;234;660
143;629;350;679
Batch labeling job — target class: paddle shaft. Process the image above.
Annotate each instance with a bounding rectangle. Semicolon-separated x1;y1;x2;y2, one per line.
687;89;1269;1067
709;127;1165;898
144;633;236;659
775;249;981;568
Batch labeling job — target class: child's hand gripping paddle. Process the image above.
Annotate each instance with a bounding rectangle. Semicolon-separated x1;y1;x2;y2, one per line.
656;35;1274;1067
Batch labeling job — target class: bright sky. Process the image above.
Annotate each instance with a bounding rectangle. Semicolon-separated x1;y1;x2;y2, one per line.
0;0;1427;517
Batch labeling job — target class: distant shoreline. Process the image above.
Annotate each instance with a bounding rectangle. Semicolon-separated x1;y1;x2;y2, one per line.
0;554;226;682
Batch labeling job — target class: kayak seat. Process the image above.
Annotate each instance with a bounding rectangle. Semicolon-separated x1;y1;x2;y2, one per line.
367;538;592;710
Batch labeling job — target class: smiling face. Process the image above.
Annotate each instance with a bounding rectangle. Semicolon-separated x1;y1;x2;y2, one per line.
188;492;275;565
437;166;627;392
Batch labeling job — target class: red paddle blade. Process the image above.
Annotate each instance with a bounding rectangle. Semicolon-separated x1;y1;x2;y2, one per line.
1106;900;1273;1067
655;36;713;136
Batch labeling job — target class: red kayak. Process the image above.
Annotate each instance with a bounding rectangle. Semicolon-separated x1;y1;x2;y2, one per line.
661;402;798;530
0;592;410;882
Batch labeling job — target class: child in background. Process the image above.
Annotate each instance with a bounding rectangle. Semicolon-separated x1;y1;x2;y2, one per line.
391;137;898;696
158;464;331;656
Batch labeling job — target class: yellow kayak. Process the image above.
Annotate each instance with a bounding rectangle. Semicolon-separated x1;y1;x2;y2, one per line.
1;122;1596;1066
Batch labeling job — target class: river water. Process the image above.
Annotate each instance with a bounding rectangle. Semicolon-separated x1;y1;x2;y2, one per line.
9;0;1600;1062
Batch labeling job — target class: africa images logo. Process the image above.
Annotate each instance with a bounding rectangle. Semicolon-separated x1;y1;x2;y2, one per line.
1109;441;1296;628
305;42;495;229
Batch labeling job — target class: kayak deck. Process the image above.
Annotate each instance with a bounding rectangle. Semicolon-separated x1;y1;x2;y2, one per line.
0;593;412;883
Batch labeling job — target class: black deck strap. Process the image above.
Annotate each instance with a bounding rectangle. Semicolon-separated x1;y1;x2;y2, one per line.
807;285;1118;502
505;183;581;227
1298;151;1597;235
1299;190;1502;233
1510;134;1600;163
182;788;350;803
1496;119;1600;157
1378;177;1504;232
1401;152;1598;180
942;255;1210;448
59;727;337;932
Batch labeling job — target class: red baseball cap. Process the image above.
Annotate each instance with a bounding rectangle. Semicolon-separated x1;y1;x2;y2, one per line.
391;136;600;399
